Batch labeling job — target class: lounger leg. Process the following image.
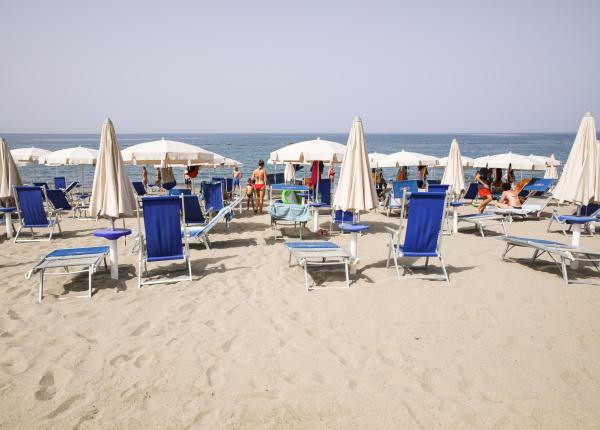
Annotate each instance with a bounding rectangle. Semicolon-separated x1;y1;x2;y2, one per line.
303;260;310;292
560;258;569;285
500;220;507;236
386;244;392;268
425;257;429;267
392;250;401;280
439;256;449;283
38;269;44;303
478;224;485;237
532;249;540;262
188;258;193;281
14;225;22;243
88;265;93;298
344;260;350;288
138;259;142;288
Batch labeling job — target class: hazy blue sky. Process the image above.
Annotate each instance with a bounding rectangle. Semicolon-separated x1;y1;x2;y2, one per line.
1;0;599;133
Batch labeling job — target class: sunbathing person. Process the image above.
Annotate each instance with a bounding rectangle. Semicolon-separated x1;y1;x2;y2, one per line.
495;183;522;209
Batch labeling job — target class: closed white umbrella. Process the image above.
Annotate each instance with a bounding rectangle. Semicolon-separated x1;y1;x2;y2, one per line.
368;152;388;167
269;138;345;163
379;150;438;168
121;138;214;166
553;112;598;247
333;117;378;268
89;119;138;279
544;154;559;180
473;152;536;170
442;139;466;196
0;138;23;200
284;162;296;183
10;147;50;182
438;155;474;167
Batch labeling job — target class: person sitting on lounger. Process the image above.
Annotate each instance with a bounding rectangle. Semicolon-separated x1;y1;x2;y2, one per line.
495;183;522;209
475;167;493;213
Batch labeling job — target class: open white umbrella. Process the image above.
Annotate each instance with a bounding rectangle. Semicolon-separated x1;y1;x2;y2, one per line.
269;138;345;163
10;147;51;182
89;119;138;279
121;138;214;166
333;117;378;269
378;150;438;168
528;154;560;170
40;146;98;192
473;152;537;170
553;112;598;246
438;155;474;167
544;154;559;179
368;152;388;167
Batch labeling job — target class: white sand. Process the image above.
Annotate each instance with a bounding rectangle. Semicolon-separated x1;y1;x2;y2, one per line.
1;205;600;429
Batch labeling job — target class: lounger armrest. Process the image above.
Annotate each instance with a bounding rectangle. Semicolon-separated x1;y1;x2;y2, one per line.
384;226;399;238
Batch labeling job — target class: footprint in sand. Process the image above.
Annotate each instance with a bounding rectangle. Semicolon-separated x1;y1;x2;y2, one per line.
7;309;21;321
109;354;132;367
46;393;85;419
222;336;236;353
131;322;151;336
35;371;56;401
134;353;153;368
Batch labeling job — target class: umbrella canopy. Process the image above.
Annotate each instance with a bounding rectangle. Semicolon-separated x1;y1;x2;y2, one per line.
438;155;474;167
197;152;242;167
441;139;466;196
528;154;561;170
121;138;214;166
40;146;98;165
0;138;23;199
473;152;537;170
89;119;137;220
332;117;378;212
269;137;345;163
10;147;51;163
378;150;438;168
368;152;388;167
553;112;598;205
284;162;296;183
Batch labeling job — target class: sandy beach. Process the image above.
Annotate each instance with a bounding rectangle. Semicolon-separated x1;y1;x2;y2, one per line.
1;204;599;429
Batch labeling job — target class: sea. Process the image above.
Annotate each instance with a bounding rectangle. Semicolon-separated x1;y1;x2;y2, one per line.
1;133;582;189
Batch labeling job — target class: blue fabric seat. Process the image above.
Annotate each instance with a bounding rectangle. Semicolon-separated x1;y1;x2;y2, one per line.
202;181;224;213
45;189;72;212
548;203;600;236
132;181;146;196
53;177;66;190
428;184;449;193
330;209;355;233
463;182;479;201
169;188;192;196
14;186;62;242
138;196;192;288
387;192;449;282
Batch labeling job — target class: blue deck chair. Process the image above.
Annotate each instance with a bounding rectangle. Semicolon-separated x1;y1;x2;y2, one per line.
330;209;355;233
182;195;206;226
33;182;49;189
225;178;233;193
386;192;449;282
428;184;449;193
202;181;224;213
132;181;146;197
14;186;62;242
187;206;232;249
169;188;192;196
137;196;192;288
63;181;78;199
387;180;418;217
53;177;66;190
519;178;554;197
463;182;479;202
428;179;441;185
45;189;72;213
548;203;600;236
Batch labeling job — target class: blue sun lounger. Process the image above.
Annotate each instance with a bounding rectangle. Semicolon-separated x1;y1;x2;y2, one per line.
14;186;62;242
547;203;600;236
27;246;109;302
285;241;351;291
186;206;232;249
386;192;449;282
498;235;600;285
137;196;193;288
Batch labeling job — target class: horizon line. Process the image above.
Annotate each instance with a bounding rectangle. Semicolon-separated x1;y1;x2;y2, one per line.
0;131;579;136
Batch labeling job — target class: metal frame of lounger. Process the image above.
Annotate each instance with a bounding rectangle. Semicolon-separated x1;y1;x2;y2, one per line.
270;203;308;240
14;186;62;243
26;246;109;302
498;236;600;285
457;212;507;237
547;205;600;236
187;206;232;249
492;195;553;221
286;242;351;291
136;195;193;288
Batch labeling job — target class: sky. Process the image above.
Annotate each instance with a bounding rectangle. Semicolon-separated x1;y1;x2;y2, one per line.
1;0;599;134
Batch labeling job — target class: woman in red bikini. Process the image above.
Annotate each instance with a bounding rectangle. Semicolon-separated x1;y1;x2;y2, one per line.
251;159;268;214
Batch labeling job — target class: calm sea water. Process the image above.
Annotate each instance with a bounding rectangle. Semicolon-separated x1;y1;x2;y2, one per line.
1;133;582;189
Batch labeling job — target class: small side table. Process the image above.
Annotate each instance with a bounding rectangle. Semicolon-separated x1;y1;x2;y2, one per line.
557;215;596;247
0;207;16;239
339;224;370;273
92;228;132;280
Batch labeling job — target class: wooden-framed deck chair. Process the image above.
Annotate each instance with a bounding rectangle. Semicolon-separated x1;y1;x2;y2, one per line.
137;196;192;288
386;192;449;282
14;186;62;242
498;235;600;285
27;246;109;302
285;241;352;291
547;203;600;236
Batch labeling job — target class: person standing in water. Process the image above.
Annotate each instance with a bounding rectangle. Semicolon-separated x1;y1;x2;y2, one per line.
251;159;268;214
232;166;242;195
141;166;148;188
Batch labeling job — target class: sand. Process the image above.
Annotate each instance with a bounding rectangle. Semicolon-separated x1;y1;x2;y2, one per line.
1;204;600;429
